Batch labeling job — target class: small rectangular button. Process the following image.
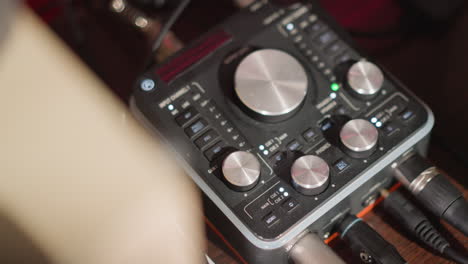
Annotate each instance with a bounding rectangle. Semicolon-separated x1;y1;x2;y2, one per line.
302;128;316;142
320;118;334;131
270;152;286;167
334;159;350;173
281;198;299;212
194;130;219;149
314;31;337;47
383;122;398;136
400;109;415;121
184;118;208;138
287;140;302;152
335;53;352;64
263;212;280;227
175;107;198;126
305;21;327;35
325;41;344;55
334;105;348;116
204;141;227;161
206;102;218;113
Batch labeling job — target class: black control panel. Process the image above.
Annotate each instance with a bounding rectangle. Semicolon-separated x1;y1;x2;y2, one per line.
131;0;431;257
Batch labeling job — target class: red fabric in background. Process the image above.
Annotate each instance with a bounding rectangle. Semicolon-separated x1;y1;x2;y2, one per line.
26;0;63;23
318;0;402;32
27;0;403;52
318;0;403;52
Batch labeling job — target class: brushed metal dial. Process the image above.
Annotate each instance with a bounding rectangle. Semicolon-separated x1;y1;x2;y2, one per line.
234;49;308;121
340;119;379;154
291;155;330;196
347;60;384;97
222;151;261;191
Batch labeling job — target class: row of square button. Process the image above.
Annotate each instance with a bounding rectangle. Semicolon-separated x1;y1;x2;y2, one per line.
262;197;300;227
203;101;248;149
288;15;354;77
377;108;415;136
176;107;228;161
302;19;351;66
268;128;317;167
292;35;336;82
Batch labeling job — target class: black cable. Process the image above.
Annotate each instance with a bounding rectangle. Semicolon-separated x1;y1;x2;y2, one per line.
393;153;468;237
337;215;407;264
446;247;468;264
381;189;468;264
151;0;190;53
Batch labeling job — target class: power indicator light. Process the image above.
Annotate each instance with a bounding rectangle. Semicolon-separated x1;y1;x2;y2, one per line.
371;117;378;123
168;104;175;111
330;83;340;92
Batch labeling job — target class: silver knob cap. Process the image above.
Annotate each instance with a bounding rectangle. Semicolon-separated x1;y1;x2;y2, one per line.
222;151;261;191
347;60;384;98
291;155;330;196
234;49;308;122
340;119;379;157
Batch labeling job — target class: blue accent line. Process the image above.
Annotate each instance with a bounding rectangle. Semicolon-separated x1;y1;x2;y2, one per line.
340;218;362;238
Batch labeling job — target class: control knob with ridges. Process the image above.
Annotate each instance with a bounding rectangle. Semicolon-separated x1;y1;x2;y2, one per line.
339;119;379;158
291;155;330;196
346;60;384;99
222;151;261;191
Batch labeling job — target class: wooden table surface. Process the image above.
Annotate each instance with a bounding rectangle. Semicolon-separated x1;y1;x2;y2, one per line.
206;143;468;264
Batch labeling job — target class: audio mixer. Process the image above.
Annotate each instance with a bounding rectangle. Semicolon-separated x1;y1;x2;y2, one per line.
131;1;434;263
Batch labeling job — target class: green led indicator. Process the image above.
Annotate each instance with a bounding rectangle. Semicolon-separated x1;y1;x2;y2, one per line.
331;83;340;92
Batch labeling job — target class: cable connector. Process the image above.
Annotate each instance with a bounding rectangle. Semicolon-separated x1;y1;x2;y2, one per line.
337;215;407;264
393;153;468;236
289;232;345;264
381;189;468;264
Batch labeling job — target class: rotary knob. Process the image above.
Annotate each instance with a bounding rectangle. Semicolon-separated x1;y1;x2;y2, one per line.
340;119;379;158
222;151;261;191
346;60;384;99
291;155;330;196
234;49;308;122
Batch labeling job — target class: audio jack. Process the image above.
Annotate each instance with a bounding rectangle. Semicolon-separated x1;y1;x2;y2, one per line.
393;153;468;236
337;215;407;264
381;189;468;264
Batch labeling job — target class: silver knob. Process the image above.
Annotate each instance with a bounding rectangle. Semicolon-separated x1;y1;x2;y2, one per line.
222;151;261;191
291;155;330;196
347;60;384;98
234;49;308;122
340;119;379;157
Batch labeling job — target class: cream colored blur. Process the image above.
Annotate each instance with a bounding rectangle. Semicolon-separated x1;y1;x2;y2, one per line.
0;6;204;264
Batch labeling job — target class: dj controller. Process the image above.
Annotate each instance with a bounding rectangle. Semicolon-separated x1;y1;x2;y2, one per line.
131;1;434;263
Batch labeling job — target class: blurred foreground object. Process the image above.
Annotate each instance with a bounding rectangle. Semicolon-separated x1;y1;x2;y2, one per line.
0;0;16;46
0;6;205;264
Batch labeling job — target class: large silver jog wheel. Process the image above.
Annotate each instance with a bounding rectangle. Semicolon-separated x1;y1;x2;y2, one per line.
347;60;384;99
291;155;330;196
340;119;379;158
234;49;308;122
222;151;261;191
